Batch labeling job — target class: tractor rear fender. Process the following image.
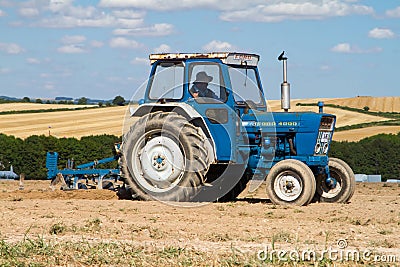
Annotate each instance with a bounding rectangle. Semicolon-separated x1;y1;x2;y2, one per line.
130;103;217;162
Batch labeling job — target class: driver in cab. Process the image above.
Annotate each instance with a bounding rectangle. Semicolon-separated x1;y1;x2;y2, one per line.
190;71;218;99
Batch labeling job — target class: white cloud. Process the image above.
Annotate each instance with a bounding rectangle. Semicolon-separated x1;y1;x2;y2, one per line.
112;10;145;19
0;1;13;8
0;9;5;16
113;23;174;36
202;40;235;52
37;14;116;28
109;37;142;49
16;0;174;45
27;57;41;64
90;40;104;48
153;44;171;53
99;0;374;22
320;65;331;71
57;44;85;54
61;35;86;44
331;43;382;54
48;0;74;13
0;42;25;54
99;0;200;10
332;43;352;53
34;4;146;29
131;57;148;65
0;67;10;74
220;1;374;22
19;7;39;17
36;1;119;28
386;6;400;18
368;28;395;39
57;35;90;53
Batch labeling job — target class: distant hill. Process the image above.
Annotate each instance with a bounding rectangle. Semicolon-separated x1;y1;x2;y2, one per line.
0;95;112;105
0;96;20;101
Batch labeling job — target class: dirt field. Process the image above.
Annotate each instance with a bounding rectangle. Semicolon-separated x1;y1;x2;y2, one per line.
268;96;400;113
0;180;399;266
0;106;128;139
325;96;400;113
333;126;400;142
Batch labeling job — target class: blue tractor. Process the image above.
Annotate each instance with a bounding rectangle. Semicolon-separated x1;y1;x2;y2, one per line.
120;52;355;206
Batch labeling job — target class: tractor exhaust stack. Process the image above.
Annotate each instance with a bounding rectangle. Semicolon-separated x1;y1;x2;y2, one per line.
278;51;290;112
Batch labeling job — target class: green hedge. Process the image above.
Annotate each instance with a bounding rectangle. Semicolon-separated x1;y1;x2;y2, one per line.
0;134;121;179
0;106;99;115
1;132;399;181
330;133;400;181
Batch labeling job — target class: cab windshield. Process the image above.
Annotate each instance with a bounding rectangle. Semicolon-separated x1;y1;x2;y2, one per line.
228;66;265;107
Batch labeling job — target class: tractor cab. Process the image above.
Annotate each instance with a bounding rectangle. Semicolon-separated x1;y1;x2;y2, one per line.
146;52;266;111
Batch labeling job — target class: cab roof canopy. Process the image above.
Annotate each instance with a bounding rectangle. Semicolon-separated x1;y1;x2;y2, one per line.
149;52;260;67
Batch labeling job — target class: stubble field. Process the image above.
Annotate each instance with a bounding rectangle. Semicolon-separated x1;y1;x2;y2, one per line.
0;180;399;266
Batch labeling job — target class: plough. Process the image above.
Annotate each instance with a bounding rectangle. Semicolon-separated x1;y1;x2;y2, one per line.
46;144;121;190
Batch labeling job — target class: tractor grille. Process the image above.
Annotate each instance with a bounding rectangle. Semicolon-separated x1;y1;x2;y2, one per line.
314;116;335;155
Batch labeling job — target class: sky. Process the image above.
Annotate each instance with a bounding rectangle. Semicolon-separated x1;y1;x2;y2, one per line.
0;0;399;101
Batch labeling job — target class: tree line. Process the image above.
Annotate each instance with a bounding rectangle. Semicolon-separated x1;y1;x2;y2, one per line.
0;134;120;179
0;95;127;106
330;133;400;181
0;133;399;181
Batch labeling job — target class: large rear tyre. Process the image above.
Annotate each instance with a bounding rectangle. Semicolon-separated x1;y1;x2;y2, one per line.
266;159;316;206
314;158;355;203
121;112;212;202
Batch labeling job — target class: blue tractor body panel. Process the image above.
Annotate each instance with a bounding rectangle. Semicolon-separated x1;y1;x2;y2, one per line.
133;52;338;186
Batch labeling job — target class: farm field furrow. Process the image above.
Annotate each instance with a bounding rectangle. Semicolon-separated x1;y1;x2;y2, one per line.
0;97;399;141
0;103;94;112
268;96;400;113
1;106;128;139
324;96;400;112
333;126;400;142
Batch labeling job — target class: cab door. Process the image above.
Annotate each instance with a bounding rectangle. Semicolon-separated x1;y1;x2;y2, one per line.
185;60;238;162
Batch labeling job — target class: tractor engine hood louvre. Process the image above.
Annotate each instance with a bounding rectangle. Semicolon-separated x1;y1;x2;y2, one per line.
240;112;336;156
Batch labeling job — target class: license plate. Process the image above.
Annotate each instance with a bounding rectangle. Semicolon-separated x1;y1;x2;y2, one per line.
320;132;331;142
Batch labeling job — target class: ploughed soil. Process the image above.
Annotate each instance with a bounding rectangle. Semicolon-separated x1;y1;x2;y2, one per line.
0;180;399;265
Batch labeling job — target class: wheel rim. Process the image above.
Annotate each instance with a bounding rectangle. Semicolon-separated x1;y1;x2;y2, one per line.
129;130;185;193
320;170;342;199
274;171;303;202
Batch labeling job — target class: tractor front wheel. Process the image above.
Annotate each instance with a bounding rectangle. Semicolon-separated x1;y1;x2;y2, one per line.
266;159;316;206
314;158;355;203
